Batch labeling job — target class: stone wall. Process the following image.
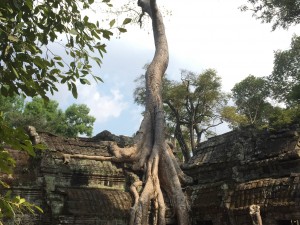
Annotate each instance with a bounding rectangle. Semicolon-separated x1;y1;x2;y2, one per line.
1;131;133;225
1;127;300;225
184;127;300;225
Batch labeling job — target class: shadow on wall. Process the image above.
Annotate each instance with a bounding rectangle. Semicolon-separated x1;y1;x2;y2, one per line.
70;169;89;186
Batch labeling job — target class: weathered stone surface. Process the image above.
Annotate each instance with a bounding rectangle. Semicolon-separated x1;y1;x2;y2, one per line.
1;127;300;225
1;131;134;225
185;127;300;225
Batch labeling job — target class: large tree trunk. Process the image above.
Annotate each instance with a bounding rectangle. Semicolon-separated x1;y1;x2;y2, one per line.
174;122;191;162
131;1;191;224
64;0;192;224
165;99;191;162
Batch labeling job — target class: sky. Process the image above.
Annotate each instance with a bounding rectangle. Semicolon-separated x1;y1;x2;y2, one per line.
51;0;299;137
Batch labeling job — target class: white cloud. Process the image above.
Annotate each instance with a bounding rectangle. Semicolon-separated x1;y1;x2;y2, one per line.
76;83;128;123
50;81;128;124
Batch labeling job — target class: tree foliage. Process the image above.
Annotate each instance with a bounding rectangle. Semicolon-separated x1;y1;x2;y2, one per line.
0;0;127;220
0;0;119;99
268;105;300;128
223;72;300;130
0;191;43;224
269;35;300;106
64;104;95;137
1;96;95;137
134;68;227;160
223;75;273;128
0;114;45;223
240;0;300;30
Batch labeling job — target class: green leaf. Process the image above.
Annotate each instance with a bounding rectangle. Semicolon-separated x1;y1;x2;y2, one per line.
57;61;64;67
54;56;62;60
18;198;26;205
71;83;78;99
1;86;8;97
25;0;33;10
118;28;127;33
69;29;78;35
34;144;47;150
94;44;106;53
11;66;19;78
101;30;113;40
77;61;82;69
122;18;132;25
91;57;102;67
93;76;103;83
8;35;19;42
0;180;10;188
21;140;36;157
91;30;100;39
109;19;115;28
0;199;15;218
15;22;25;32
34;205;44;213
33;56;46;69
80;78;91;85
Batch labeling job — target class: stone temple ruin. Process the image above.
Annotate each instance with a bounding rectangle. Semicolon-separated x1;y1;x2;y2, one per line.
1;126;300;225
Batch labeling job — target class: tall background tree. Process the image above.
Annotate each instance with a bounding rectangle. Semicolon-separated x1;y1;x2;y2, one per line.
1;96;95;137
237;0;300;130
240;0;300;30
223;36;300;130
222;75;273;128
134;68;228;161
269;35;300;105
267;35;300;128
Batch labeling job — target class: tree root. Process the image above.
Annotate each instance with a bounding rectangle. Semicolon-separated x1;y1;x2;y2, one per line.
61;0;193;224
61;133;192;225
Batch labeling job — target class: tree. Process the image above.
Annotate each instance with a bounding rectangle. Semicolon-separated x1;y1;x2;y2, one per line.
21;98;65;133
0;95;24;123
1;98;95;222
174;70;227;155
0;95;42;223
2;97;95;137
268;105;300;129
240;0;300;30
135;69;227;160
221;106;248;129
0;0;130;221
64;104;95;137
269;35;300;106
0;0;127;100
223;75;273;128
64;0;192;224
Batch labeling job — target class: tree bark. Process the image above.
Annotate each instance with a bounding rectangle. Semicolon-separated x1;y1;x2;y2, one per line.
249;205;263;225
134;1;191;224
174;123;191;162
165;99;191;162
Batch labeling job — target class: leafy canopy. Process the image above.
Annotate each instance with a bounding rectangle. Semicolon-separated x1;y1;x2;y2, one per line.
240;0;300;30
223;75;272;128
223;72;300;130
269;35;300;106
134;68;228;159
2;96;96;138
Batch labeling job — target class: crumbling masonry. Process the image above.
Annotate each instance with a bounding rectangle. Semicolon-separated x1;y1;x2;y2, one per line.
1;127;300;225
